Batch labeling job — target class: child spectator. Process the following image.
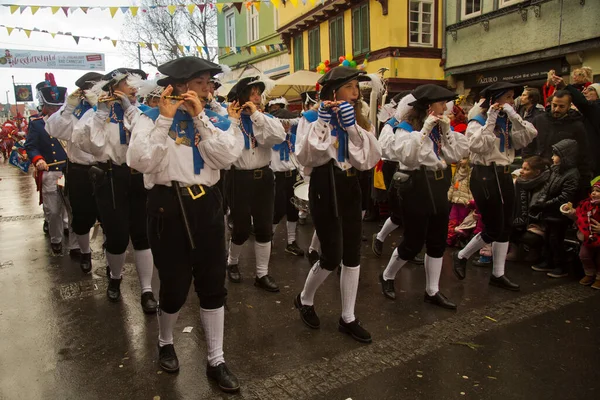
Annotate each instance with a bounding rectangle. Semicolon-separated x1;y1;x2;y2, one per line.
531;139;580;278
447;158;473;246
561;181;600;289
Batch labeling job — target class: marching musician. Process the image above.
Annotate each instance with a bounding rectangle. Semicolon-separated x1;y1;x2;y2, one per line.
46;72;103;273
453;82;537;291
294;66;381;343
225;76;286;292
378;85;469;309
72;68;157;313
128;56;242;392
24;74;74;255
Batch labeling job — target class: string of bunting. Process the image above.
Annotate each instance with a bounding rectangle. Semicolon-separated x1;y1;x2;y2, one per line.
0;1;326;17
0;24;287;56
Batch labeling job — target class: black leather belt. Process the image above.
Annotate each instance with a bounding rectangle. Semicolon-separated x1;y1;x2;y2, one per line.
97;161;140;175
400;168;446;181
232;165;270;180
179;184;209;200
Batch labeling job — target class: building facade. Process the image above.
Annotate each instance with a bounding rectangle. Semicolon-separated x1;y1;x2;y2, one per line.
216;3;289;86
277;0;446;92
444;0;600;97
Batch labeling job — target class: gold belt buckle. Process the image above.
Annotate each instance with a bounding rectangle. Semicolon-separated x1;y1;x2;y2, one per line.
434;169;444;180
254;169;263;179
346;168;356;177
285;170;293;178
187;185;206;200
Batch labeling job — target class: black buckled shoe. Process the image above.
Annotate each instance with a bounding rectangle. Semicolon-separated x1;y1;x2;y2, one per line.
51;242;62;255
294;294;320;329
107;277;122;302
254;275;279;292
338;318;372;344
452;251;467;280
379;273;396;300
285;241;305;257
307;250;319;267
227;264;241;283
141;292;158;314
424;291;457;310
372;234;383;257
410;255;425;266
158;344;179;373
80;252;92;274
206;363;240;393
489;275;520;291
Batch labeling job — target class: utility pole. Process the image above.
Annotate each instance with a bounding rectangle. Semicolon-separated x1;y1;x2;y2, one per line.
11;75;18;118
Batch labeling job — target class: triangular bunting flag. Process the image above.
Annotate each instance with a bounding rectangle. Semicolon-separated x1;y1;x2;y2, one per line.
139;42;147;48
112;40;118;47
290;0;299;6
146;43;152;49
245;2;252;11
33;28;40;32
69;7;78;14
234;3;243;13
24;30;32;38
50;32;56;38
251;46;257;54
6;27;13;36
212;4;219;13
246;47;252;55
167;5;177;15
120;7;129;14
301;0;307;5
153;43;159;50
236;47;241;53
80;7;89;14
204;46;210;57
196;46;203;54
178;44;184;53
187;4;196;14
19;6;26;14
200;4;207;13
30;6;40;15
270;44;275;51
130;7;139;17
51;6;60;14
309;0;316;5
73;36;80;44
271;0;281;8
225;46;231;53
61;7;69;16
109;7;118;18
254;2;261;11
9;5;18;14
185;45;191;52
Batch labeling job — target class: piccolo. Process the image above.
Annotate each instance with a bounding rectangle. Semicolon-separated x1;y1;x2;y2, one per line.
98;96;119;103
165;95;184;100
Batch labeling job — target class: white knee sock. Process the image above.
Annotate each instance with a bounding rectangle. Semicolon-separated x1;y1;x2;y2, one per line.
492;241;509;278
67;226;79;250
200;307;225;367
382;248;408;281
340;265;360;323
106;251;126;279
424;255;443;296
309;230;321;253
227;240;242;265
286;221;297;244
158;310;179;347
134;249;154;293
76;232;91;254
300;261;331;306
376;217;398;242
458;233;486;260
255;241;271;278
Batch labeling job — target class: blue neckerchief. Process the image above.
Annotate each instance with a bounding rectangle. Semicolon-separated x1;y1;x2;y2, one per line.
240;113;256;150
272;130;296;161
495;113;512;152
144;108;204;174
73;100;93;120
397;121;414;132
385;117;400;131
303;110;318;123
330;113;348;162
430;125;442;159
109;103;128;144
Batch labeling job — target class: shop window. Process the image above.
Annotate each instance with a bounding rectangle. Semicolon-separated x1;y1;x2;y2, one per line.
308;27;321;70
461;0;481;20
352;3;370;56
409;0;434;47
329;16;345;61
247;5;259;43
293;34;304;71
225;10;235;48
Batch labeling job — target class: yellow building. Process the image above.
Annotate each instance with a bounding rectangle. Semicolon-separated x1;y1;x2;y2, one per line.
277;0;446;92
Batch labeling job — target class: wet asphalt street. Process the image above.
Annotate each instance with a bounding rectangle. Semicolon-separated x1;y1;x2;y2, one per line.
0;162;598;400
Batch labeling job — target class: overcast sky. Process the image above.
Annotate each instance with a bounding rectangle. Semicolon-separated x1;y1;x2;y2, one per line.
0;0;159;106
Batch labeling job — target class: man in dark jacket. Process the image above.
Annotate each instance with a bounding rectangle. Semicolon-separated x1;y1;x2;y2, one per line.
553;76;600;176
518;87;545;123
527;90;592;196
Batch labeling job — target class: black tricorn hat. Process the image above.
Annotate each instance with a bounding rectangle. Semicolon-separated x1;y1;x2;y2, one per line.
157;56;222;86
39;86;67;106
480;82;523;108
318;66;369;91
227;76;265;102
210;77;222;90
409;84;457;107
76;72;103;90
300;90;318;105
101;68;147;91
36;81;49;90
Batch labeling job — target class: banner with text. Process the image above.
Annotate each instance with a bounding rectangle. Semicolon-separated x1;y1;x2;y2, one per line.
0;49;105;71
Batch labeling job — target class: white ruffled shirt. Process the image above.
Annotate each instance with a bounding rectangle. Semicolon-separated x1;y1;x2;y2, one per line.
46;103;96;165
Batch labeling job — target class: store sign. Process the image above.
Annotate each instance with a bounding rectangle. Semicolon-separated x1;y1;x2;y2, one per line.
464;59;569;87
0;49;105;71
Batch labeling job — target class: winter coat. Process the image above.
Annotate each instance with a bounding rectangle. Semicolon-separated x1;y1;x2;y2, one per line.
513;168;550;229
518;104;545;124
448;166;473;205
574;198;600;247
565;84;600;176
528;109;591;180
533;139;580;216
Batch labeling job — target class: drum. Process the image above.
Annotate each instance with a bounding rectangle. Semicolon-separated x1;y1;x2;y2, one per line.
291;181;310;214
